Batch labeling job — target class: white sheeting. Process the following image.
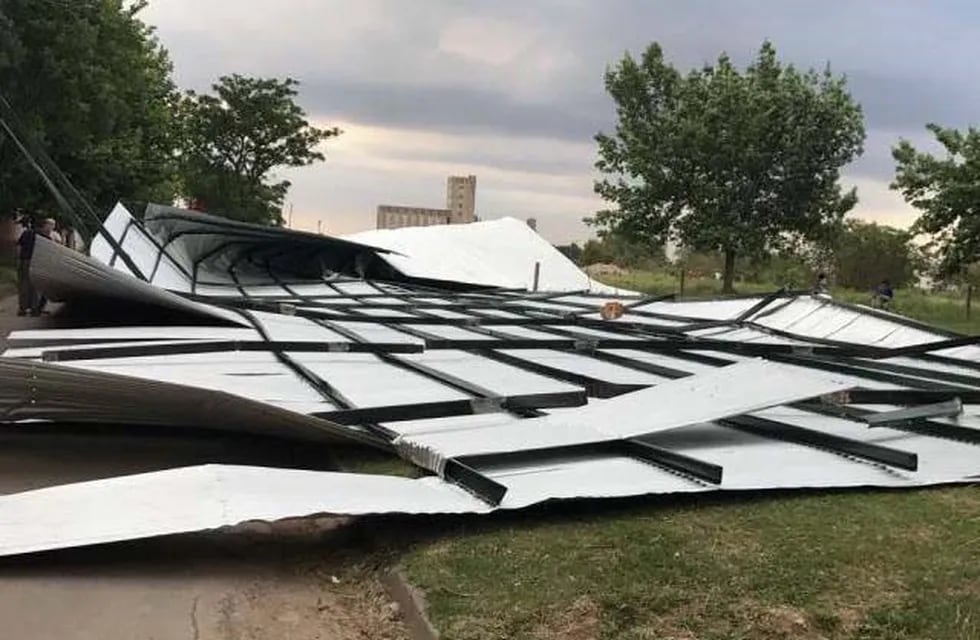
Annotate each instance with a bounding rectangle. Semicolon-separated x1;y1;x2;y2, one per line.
2;422;977;556
344;217;630;294
0;465;488;557
11;213;980;558
393;360;857;458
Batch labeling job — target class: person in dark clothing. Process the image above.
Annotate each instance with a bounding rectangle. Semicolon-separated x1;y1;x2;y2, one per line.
813;272;829;295
16;217;55;316
874;279;894;309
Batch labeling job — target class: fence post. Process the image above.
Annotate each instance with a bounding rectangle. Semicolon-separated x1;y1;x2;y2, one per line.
968;284;973;320
532;261;540;292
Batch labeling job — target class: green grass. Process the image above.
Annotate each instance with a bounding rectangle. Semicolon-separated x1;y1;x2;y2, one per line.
332;444;421;478
401;488;980;639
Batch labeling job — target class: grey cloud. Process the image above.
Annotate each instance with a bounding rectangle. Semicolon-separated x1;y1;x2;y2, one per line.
153;0;980;154
301;78;611;144
848;71;980;133
143;0;980;239
365;140;597;179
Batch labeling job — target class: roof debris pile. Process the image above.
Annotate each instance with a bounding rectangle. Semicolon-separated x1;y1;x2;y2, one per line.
2;202;980;556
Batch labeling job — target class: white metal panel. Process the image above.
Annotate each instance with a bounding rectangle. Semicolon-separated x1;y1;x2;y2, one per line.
399;360;856;458
352;307;417;318
54;352;332;412
248;311;351;342
491;456;707;508
636;298;763;320
0;465;488;557
88;202;136;268
344;217;626;293
328;321;424;345
286;283;337;297
290;353;471;407
643;423;914;489
415;308;476;319
383;412;529;437
498;349;664;384
400;351;581;395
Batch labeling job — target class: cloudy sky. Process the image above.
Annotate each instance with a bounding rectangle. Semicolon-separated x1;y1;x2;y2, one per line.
142;0;980;244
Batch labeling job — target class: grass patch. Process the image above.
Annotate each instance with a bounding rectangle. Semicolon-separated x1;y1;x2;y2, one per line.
332;444;421;478
401;488;980;639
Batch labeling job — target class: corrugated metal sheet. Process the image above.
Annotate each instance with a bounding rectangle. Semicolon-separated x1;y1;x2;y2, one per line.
2;207;980;556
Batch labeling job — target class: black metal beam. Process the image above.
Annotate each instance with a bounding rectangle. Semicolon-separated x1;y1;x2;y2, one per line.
442;459;508;506
313;391;587;425
836;388;980;405
318;304;650;401
618;439;723;484
470;348;650;399
313;317;520;401
721;414;918;471
40;340;424;362
234;309;512;504
732;288;792;322
458;439;723;486
814;356;980;389
765;353;975;391
796;401;980;446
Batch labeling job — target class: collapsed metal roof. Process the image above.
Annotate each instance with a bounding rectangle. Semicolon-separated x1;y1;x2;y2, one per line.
2;204;980;556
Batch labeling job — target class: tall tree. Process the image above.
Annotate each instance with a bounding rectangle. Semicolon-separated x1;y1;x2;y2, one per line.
834;219;918;289
892;124;980;276
178;75;340;225
591;41;865;292
0;0;179;219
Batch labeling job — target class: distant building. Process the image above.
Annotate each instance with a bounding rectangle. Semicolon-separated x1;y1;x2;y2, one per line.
377;175;478;229
376;205;453;230
446;175;477;223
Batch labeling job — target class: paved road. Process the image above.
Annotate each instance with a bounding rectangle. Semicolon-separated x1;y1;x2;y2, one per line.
0;298;409;640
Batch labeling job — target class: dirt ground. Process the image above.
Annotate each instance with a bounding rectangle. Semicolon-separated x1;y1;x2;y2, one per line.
0;296;411;640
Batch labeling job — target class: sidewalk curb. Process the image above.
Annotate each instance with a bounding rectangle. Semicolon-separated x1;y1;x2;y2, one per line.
333;454;440;639
381;567;440;640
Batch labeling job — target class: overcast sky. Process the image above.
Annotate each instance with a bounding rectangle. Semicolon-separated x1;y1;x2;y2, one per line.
142;0;980;244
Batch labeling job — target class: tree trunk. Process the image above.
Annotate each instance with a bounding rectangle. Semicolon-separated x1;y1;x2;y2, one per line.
722;248;736;294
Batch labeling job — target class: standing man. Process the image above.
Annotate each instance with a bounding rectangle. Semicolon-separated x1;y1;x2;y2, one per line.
16;217;55;316
874;279;894;309
813;272;830;296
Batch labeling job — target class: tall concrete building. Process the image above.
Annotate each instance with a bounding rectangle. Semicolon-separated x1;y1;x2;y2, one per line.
377;175;478;229
446;175;477;223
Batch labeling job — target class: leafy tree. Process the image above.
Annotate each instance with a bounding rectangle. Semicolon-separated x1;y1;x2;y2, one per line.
834;219;918;289
0;0;179;220
591;41;865;292
892;124;980;276
178;75;340;225
580;239;614;266
579;233;665;268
